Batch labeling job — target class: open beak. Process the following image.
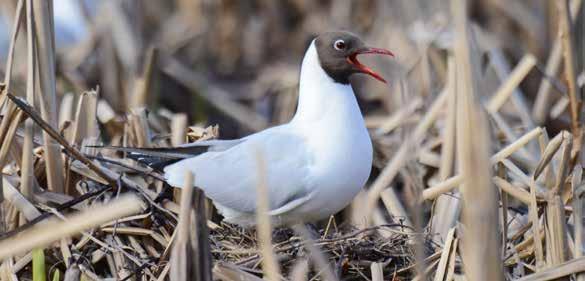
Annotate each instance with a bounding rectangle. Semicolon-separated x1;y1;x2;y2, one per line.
347;47;394;83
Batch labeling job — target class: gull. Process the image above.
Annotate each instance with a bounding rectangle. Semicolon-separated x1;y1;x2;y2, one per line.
115;31;394;226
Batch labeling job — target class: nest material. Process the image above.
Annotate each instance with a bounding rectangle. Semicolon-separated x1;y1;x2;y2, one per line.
211;223;420;280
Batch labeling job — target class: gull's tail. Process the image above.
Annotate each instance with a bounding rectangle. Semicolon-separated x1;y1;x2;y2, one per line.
91;139;244;171
92;145;209;171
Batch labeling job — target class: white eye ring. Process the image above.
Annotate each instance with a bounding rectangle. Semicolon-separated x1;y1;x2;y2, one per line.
333;39;346;51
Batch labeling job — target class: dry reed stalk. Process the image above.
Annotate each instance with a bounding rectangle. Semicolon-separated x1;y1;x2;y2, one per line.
557;0;582;151
451;0;503;279
370;262;384;281
20;0;36;202
489;107;518;140
171;113;188;146
0;111;23;168
486;54;537;114
63;264;80;281
439;56;457;181
254;151;281;280
533;43;563;123
402;169;426;280
498;163;508;257
546;195;569;265
129;108;151;147
191;187;212;280
491;127;543;164
79;264;102;281
411;259;441;281
544;134;573;267
290;259;309;281
431;55;459;242
413;89;448;140
527;177;546;269
533;0;582;123
70;90;99;195
516;257;585;281
59;238;72;267
1;257;18;281
7;94;118;187
0;97;16;141
551;132;572;195
71;90;99;145
370;206;394;238
380;188;413;230
3;177;41;221
375;97;422;135
1;0;23;97
348;191;370;229
421;175;462;201
130;47;158;108
488;111;536;166
433;228;457;281
418;151;440;168
365;143;410;221
572;164;585;281
170;172;193;281
501;159;533;188
156;263;171;281
488;49;534;129
108;235;132;280
58;93;74;138
534;132;565;180
31;0;65;193
366;89;447;219
549;97;571;120
12;253;31;273
292;224;338;281
492;177;532;205
42;217;146;272
0;195;143;259
507;227;543;255
213;262;264;281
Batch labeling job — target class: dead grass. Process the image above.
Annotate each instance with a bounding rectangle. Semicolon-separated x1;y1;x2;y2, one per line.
0;0;584;280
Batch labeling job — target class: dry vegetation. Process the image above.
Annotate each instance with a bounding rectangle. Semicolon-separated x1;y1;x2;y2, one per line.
0;0;584;280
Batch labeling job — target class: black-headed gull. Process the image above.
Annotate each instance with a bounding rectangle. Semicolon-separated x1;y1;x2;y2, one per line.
116;31;394;226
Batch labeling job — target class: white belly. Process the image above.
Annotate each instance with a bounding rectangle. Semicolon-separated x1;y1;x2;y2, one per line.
216;127;373;227
299;126;373;221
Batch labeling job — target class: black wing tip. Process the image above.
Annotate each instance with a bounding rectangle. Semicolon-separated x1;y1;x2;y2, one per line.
90;145;200;171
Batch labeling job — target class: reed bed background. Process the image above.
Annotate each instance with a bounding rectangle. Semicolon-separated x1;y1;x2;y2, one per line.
0;0;583;280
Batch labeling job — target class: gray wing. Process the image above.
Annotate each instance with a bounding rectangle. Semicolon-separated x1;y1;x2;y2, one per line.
164;127;312;214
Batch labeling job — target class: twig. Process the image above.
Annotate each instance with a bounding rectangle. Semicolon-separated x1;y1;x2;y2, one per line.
7;94;118;187
557;0;582;163
0;195;143;259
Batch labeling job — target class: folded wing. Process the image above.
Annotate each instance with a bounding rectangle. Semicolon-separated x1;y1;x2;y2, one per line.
164;127;311;214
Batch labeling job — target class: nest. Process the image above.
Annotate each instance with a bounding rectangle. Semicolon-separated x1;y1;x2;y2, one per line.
210;223;421;280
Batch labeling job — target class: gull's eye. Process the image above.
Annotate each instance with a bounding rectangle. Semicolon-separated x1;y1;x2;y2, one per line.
334;39;346;51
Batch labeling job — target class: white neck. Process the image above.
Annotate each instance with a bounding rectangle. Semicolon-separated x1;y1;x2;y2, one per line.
291;41;362;125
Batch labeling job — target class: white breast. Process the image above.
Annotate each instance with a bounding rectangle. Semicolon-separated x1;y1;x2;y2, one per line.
287;41;373;221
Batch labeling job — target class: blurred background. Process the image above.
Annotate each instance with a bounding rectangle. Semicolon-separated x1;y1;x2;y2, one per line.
0;0;577;140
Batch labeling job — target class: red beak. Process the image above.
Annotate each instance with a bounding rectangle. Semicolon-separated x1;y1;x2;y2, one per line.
347;47;394;83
